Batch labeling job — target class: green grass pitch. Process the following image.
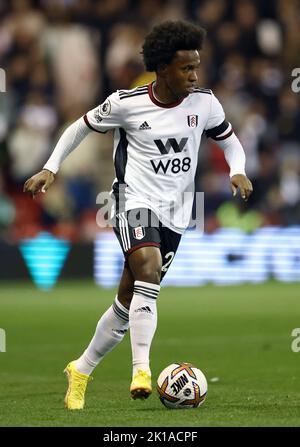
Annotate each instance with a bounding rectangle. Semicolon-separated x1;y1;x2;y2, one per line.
0;280;300;427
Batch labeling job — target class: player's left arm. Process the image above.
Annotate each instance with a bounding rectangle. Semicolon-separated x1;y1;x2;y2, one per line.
205;94;253;201
214;130;253;201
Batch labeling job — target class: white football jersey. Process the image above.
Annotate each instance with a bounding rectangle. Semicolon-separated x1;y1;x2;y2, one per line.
84;83;233;234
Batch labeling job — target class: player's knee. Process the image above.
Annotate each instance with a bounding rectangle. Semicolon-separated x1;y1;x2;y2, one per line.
136;262;161;284
129;248;162;285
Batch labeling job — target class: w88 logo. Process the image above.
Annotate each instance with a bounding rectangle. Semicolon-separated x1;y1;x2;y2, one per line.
150;157;191;174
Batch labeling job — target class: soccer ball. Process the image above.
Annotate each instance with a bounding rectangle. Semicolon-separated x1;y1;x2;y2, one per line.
157;362;207;409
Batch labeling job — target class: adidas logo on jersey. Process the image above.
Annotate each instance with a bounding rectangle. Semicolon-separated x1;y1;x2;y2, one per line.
134;306;153;314
139;121;151;130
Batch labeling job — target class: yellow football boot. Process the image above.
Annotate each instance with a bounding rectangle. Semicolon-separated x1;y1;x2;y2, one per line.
130;369;152;400
63;361;92;410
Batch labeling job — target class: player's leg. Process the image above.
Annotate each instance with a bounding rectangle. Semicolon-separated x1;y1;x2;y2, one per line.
127;246;162;399
63;209;158;409
76;266;134;373
64;266;134;410
126;225;182;399
73;242;162;382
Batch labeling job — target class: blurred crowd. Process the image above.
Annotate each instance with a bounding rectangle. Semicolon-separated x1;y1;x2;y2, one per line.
0;0;300;242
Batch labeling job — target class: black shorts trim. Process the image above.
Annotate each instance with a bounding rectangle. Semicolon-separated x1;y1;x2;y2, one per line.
126;242;160;257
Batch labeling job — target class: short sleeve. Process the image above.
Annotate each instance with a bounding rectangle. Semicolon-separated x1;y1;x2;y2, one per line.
205;93;225;130
204;93;233;141
84;91;123;133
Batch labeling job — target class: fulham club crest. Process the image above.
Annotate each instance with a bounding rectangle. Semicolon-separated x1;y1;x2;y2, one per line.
133;226;145;240
187;115;198;128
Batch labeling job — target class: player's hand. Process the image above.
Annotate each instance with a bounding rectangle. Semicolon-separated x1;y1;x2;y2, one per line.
23;169;55;198
230;174;253;201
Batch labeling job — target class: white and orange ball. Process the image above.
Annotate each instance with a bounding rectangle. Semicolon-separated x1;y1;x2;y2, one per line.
157;362;207;409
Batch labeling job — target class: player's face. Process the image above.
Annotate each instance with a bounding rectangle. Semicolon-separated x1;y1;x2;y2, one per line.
164;50;201;99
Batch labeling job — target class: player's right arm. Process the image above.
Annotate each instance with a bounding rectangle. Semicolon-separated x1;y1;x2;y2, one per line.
23;117;90;197
23;93;122;197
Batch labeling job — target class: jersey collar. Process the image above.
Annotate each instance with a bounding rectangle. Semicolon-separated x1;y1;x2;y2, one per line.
148;82;185;108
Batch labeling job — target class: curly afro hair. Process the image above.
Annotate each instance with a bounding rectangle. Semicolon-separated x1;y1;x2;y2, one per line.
142;21;206;72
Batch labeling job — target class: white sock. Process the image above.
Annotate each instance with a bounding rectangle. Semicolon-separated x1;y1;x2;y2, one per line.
75;296;129;375
129;280;160;377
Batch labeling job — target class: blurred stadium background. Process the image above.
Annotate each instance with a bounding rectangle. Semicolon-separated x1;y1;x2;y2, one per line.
1;0;300;427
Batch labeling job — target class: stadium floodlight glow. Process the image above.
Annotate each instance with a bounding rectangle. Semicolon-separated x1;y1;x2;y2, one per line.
19;231;70;291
